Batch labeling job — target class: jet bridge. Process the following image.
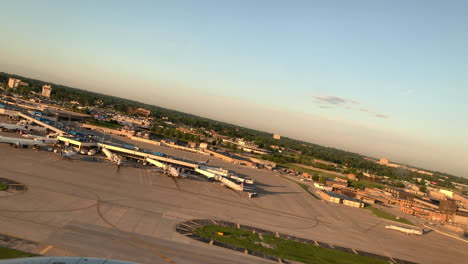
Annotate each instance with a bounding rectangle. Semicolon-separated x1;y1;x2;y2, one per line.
99;144;244;191
194;168;243;191
98;143;198;170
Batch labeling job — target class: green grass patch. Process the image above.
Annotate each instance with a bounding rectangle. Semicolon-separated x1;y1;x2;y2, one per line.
0;182;7;191
280;176;319;199
0;246;36;259
195;225;387;264
283;163;338;178
86;120;122;129
365;206;414;225
349;180;384;190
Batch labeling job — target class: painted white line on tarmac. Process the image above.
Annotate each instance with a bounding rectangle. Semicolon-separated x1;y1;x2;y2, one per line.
423;224;468;243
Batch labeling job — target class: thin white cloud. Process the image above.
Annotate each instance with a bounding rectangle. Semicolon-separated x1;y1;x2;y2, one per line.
375;113;389;119
312;95;349;105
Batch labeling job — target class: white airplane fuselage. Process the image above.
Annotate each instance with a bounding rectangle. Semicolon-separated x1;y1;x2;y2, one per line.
0;135;47;147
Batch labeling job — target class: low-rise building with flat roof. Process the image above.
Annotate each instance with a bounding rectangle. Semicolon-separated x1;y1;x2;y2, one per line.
314;183;333;191
439;189;454;198
325;178;348;188
389;197;414;207
8;78;21;89
453;193;468;208
41;84;52;97
319;191;364;208
429;190;447;200
385;187;414;200
439;199;458;214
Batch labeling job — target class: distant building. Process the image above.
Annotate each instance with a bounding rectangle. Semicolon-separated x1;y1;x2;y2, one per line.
362;172;381;183
453;193;468;207
404;188;425;197
112;114;152;128
273;133;281;140
449;213;468;225
334;177;348;184
429;190;447;200
385;187;414;200
389;197;414;207
314;183;333;192
319;191;364;208
334;187;358;198
413;197;440;209
8;78;21;89
439;200;458;214
379;158;389;165
42;84;52;97
424;209;448;222
325;178;348;188
401;207;415;215
377;158;401;168
129;107;151;117
452;182;468;191
439;189;454;198
416;170;433;176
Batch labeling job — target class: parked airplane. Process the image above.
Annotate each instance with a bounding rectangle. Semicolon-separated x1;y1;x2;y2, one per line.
385;225;423;235
22;134;58;144
0;135;47;148
0;122;47;132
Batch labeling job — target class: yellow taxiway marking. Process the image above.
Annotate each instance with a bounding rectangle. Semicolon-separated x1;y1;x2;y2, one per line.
40;245;53;254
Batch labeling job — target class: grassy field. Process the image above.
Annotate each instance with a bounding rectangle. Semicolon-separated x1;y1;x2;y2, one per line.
283;163;338;178
280;176;319;199
365;206;414;225
0;247;36;259
195;225;387;264
349;179;385;189
0;182;7;191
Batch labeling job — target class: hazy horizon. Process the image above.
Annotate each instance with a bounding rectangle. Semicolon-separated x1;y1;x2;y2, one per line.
1;1;467;177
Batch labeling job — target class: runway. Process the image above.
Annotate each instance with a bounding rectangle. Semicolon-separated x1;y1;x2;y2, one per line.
0;144;466;264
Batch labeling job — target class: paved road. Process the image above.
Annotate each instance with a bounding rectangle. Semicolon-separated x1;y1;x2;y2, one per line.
0;143;466;264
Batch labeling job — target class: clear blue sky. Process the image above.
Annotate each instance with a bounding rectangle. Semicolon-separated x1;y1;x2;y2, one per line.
1;0;467;176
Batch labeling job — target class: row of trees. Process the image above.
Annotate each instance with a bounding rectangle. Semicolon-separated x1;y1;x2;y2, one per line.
150;126;203;143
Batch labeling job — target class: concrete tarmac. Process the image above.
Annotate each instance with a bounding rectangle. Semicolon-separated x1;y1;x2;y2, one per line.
0;143;466;264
